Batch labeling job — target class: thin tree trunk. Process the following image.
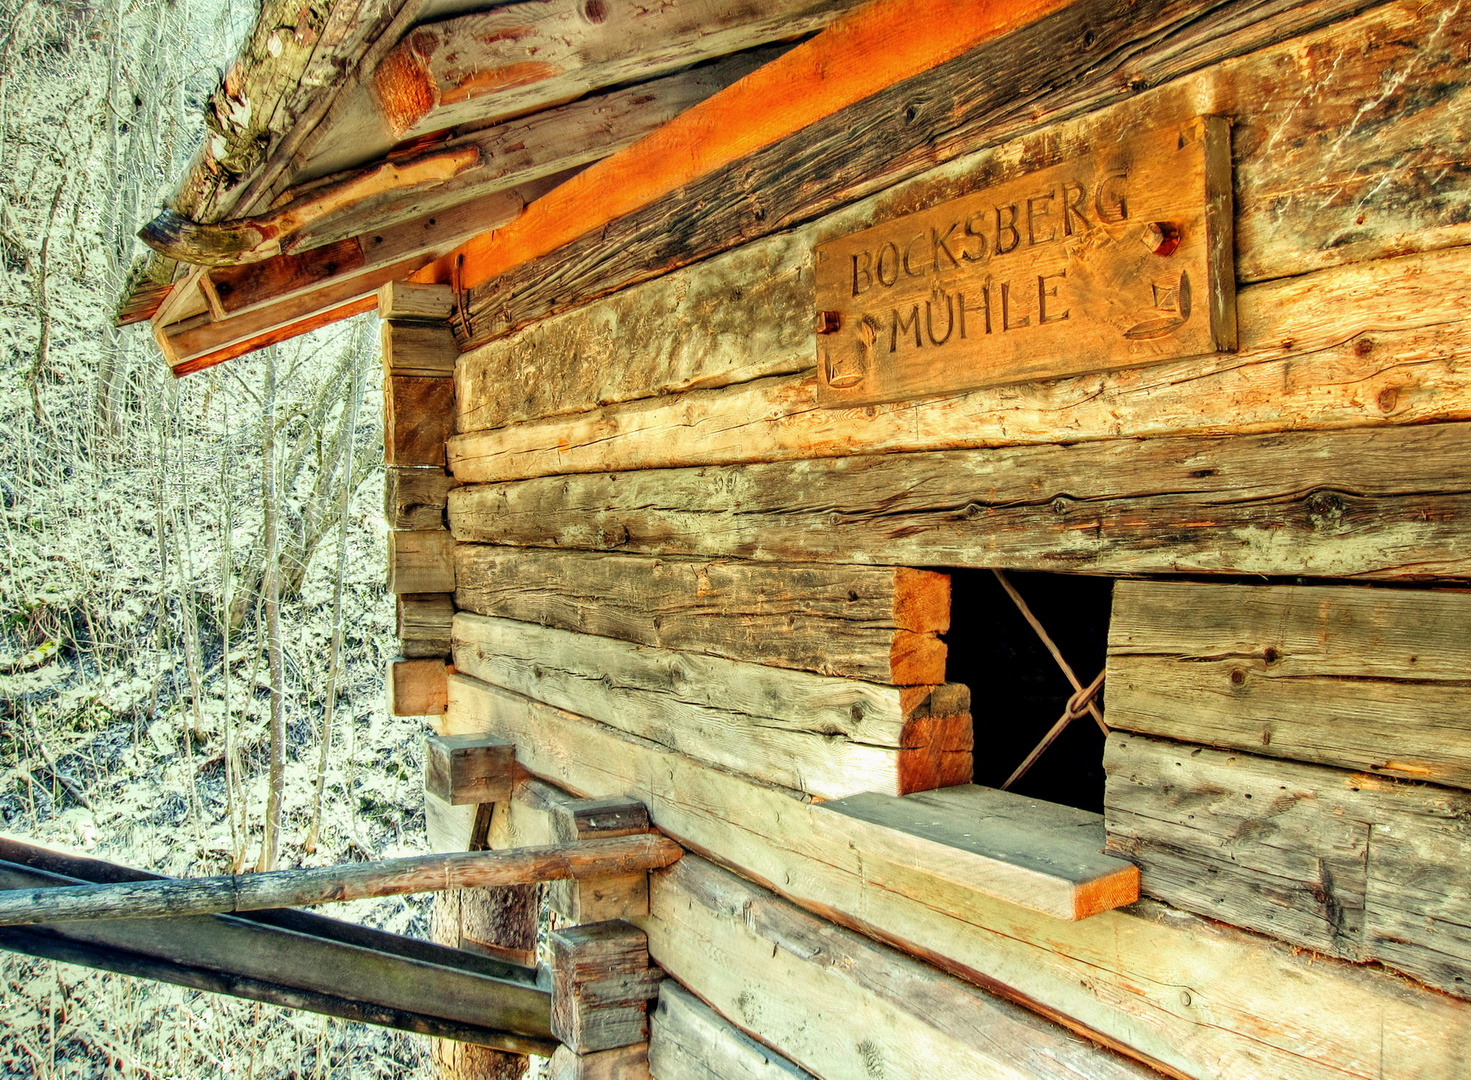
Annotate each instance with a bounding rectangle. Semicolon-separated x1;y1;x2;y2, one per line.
260;347;285;873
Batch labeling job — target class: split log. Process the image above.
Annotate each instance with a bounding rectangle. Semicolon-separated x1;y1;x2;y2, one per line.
1107;580;1471;790
388;530;455;594
452;613;971;799
445;672;1471;1080
1104;733;1471;999
0;835;682;926
397;592;455;657
449;245;1471;482
448;422;1471;581
386;468;459;531
452;0;1400;347
372;0;867;141
819;786;1138;921
649;981;815;1080
645;856;1158;1080
453;547;948;685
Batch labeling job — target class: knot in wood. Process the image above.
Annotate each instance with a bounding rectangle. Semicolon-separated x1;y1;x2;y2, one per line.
1305;490;1347;530
1051;496;1071;516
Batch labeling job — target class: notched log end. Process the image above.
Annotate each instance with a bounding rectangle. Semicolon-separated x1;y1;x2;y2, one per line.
896;711;974;794
138;208;271;267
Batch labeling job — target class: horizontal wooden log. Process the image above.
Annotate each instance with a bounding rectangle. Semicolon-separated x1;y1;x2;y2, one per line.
551;920;661;1053
449;422;1471;581
168;296;379;377
450;245;1471;481
373;0;866;141
452;613;971;799
453;0;1398;348
445;673;1471;1080
649;980;815;1080
385;376;453;467
386;468;459;531
1104;733;1471;999
388;530;455;594
379;282;454;323
0;836;683;926
383;320;456;377
397;592;454;657
648;855;1159;1080
820;786;1138;921
389;657;448;717
1107;580;1471;789
453;547;948;685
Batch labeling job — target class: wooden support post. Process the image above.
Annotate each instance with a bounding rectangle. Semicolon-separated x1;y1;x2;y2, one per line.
386;469;459;531
390;658;449;716
551;921;662;1054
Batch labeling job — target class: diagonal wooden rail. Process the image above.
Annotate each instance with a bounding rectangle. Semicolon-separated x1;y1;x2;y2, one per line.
0;834;681;926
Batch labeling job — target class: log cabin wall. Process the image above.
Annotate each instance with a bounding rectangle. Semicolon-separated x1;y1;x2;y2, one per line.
395;2;1471;1078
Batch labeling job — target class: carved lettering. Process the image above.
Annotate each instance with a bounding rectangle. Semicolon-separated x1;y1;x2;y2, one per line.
876;242;900;287
1001;281;1029;331
1062;182;1089;236
957;287;991;339
902;233;928;278
931;223;960;269
961;212;989;262
995;204;1020;255
890;304;922;352
1038;270;1068;323
1027;191;1056;245
1095;169;1129;223
851;250;873;297
926;293;955;345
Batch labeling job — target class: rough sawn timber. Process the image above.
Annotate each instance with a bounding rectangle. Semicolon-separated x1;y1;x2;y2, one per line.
449;245;1471;482
444;673;1471;1080
449;421;1471;582
453;0;1397;347
453;547;948;685
1104;733;1471;999
451;613;971;800
645;856;1160;1080
1107;580;1471;790
649;980;816;1080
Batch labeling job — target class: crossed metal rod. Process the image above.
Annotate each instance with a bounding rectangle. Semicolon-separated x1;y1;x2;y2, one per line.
991;570;1109;791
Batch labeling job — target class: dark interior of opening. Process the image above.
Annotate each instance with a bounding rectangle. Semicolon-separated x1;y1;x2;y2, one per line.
944;569;1114;814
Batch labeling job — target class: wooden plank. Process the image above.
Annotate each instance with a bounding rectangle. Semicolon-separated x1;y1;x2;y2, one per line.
1107;580;1471;790
447;0;1394;347
397;592;454;658
168;295;380;378
1104;732;1471;999
452;613;971;800
375;0;875;143
424;790;490;855
390;657;448;716
448;422;1471;582
386;467;458;531
820;786;1138;921
550;920;661;1053
814;116;1235;406
453;548;948;685
388;530;455;594
450;244;1471;481
650;981;815;1080
445;672;1471;1080
648;856;1160;1080
379;282;454;323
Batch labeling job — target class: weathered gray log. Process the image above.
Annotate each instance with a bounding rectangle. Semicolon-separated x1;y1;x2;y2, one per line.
451;613;971;799
1105;733;1471;998
1107;580;1471;789
0;835;682;926
449;421;1471;581
397;592;455;657
650;981;815;1080
453;547;948;684
388;530;456;593
551;920;661;1054
387;469;460;532
548;1042;650;1080
457;0;1393;347
516;780;651;927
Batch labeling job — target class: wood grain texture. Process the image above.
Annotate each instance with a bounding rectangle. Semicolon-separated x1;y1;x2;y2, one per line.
384;376;453;467
549;1042;650;1080
550;920;660;1053
453;547;948;685
820;786;1138;921
1107;580;1471;789
446;672;1471;1080
373;0;867;141
388;530;455;594
389;657;448;717
451;0;1398;347
650;981;815;1080
450;244;1471;482
424;733;514;806
385;468;459;531
1104;733;1471;999
396;592;454;657
646;855;1164;1080
449;422;1471;581
451;613;971;800
378;281;454;323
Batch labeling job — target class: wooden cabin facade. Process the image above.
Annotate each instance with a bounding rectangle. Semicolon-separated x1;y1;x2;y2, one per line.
122;0;1471;1076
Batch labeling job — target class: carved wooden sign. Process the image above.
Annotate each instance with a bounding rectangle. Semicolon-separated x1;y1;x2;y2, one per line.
814;117;1235;407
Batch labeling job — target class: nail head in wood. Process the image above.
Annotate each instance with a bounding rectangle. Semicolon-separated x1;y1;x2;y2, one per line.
424;733;515;805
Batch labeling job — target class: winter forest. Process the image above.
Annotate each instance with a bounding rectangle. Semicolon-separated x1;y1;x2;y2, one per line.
0;0;431;1073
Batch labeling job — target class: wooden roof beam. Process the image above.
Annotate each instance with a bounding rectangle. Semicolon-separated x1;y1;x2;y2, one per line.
372;0;868;143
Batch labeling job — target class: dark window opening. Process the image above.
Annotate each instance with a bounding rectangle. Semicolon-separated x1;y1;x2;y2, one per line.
944;569;1114;814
